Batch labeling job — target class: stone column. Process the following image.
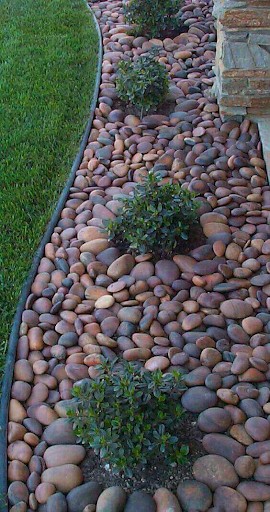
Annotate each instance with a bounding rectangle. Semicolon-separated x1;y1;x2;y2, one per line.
213;0;270;120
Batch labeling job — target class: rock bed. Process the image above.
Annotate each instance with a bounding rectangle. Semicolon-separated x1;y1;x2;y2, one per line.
6;0;270;511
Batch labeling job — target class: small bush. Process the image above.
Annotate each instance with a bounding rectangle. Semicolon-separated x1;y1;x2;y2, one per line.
104;172;199;256
116;50;169;116
124;0;182;38
68;359;188;477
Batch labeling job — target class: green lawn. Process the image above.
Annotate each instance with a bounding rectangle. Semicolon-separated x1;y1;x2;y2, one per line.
0;0;99;377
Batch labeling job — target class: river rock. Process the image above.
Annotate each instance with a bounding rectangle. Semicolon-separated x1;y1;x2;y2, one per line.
41;464;83;493
155;260;180;285
202;433;245;463
237;482;270;501
124;491;156;512
47;492;67;512
213;486;247;512
42;419;77;445
177;480;212;511
153;488;181;512
193;455;239;490
220;300;253;319
44;444;86;467
198;408;232;433
107;255;135;279
245;417;270;441
8;481;29;506
182;386;217;413
67;482;103;512
96;486;126;512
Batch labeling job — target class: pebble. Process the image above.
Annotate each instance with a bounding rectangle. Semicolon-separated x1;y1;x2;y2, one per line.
44;444;86;467
107;255;135;279
177;480;212;511
237;482;270;501
182;386;217;413
96;486;126;512
155;260;180;285
67;482;103;512
193;455;239;490
220;300;253;319
41;464;83;493
245;417;270;441
47;492;67;512
202;433;245;462
198;408;231;433
153;488;181;512
124;491;156;512
8;481;29;506
42;419;77;445
213;486;247;512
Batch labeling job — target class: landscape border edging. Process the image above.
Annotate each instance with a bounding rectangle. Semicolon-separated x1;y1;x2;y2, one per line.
0;6;103;508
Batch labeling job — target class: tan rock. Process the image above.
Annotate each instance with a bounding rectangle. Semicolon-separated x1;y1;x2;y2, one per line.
44;445;86;467
41;464;83;493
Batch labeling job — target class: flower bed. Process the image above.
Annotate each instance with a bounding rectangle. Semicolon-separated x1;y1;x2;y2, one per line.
5;0;270;511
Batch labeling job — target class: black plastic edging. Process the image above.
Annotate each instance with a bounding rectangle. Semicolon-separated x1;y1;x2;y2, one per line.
0;4;103;508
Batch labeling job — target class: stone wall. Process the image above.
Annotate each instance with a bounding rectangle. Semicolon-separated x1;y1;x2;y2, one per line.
213;0;270;120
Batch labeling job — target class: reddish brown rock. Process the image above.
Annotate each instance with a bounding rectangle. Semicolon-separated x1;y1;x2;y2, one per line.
202;433;245;463
198;408;231;433
153;488;181;512
237;482;270;501
220;300;253;319
213;486;247;512
177;480;211;511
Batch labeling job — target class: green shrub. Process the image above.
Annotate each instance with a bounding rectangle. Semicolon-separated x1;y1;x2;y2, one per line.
104;172;199;256
116;50;169;116
68;359;188;477
124;0;182;38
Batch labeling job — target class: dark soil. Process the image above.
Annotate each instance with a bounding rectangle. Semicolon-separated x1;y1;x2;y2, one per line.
81;413;206;493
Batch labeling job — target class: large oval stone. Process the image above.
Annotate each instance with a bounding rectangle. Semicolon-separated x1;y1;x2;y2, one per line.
67;482;103;512
41;464;83;493
47;492;67;512
182;386;217;413
8;481;29;506
220;300;253;319
254;464;270;484
124;491;156;512
213;486;247;512
198;408;232;433
237;482;270;501
155;260;180;285
44;445;86;467
153;488;181;512
107;255;135;280
131;262;154;281
42;419;77;445
245;417;270;442
96;486;126;512
202;433;245;463
177;480;212;511
193;455;239;490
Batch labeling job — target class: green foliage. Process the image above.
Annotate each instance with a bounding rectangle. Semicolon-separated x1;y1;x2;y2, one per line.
104;172;199;256
68;359;188;477
116;50;169;116
0;0;99;382
124;0;182;38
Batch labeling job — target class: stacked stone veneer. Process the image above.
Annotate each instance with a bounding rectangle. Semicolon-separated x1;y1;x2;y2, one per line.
213;0;270;120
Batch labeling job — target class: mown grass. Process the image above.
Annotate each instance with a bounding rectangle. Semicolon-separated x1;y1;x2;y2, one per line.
0;0;99;378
